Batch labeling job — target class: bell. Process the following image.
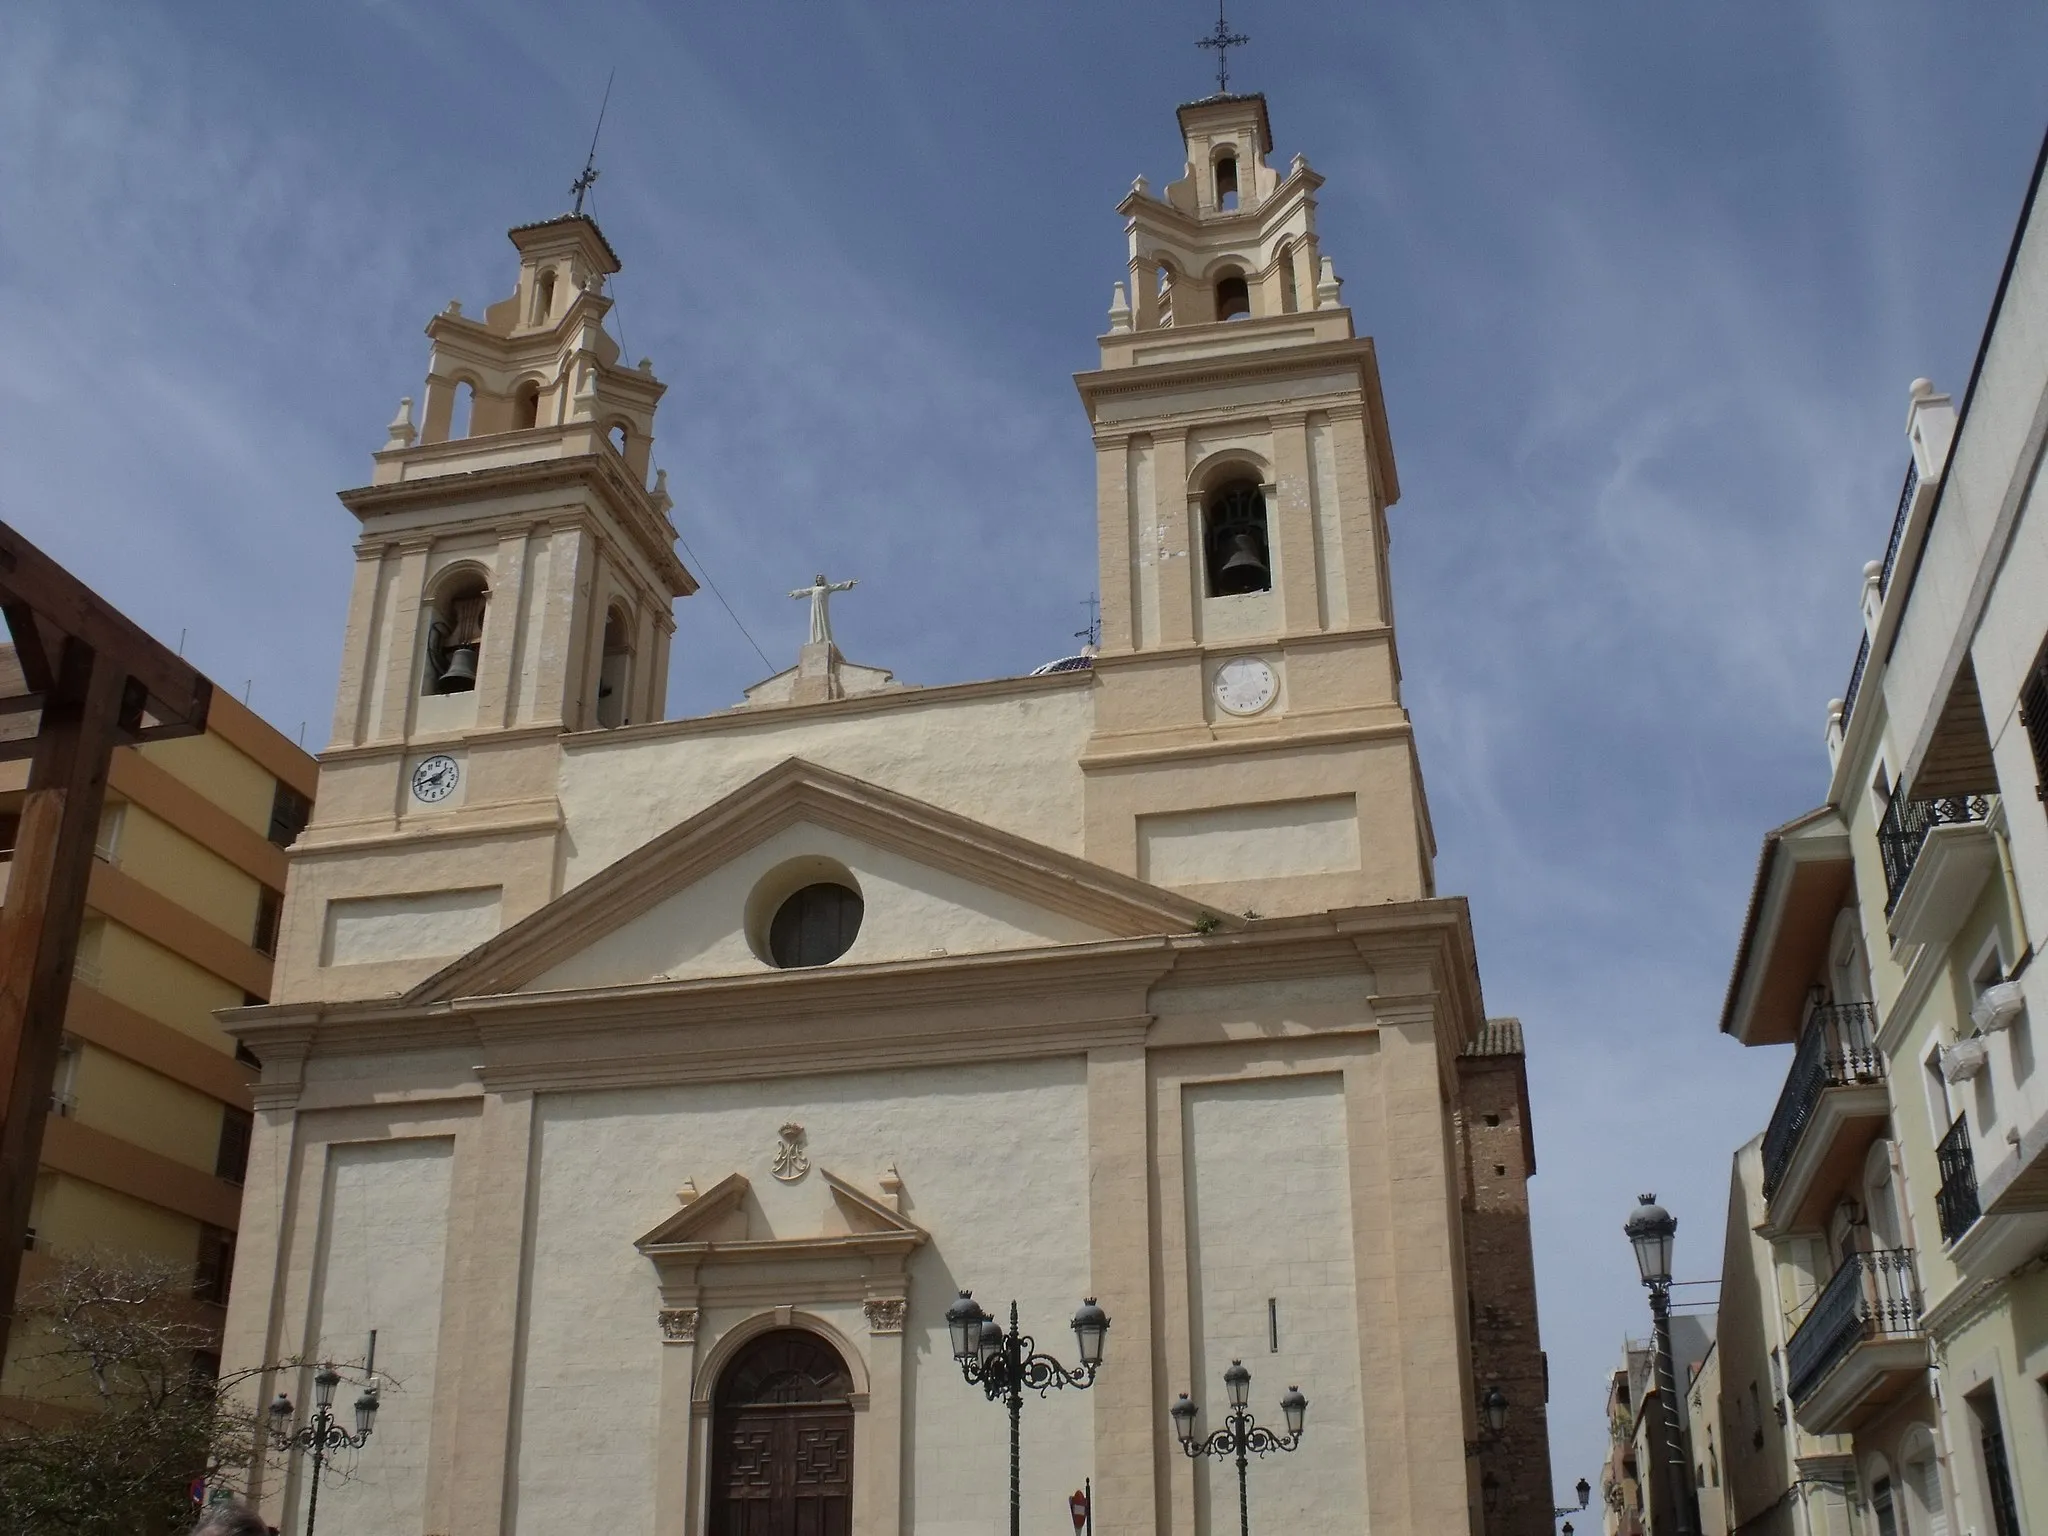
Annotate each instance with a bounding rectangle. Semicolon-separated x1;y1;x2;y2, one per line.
1215;532;1270;595
438;644;478;692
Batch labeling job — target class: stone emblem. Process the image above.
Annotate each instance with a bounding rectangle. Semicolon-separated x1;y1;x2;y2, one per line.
659;1307;699;1343
772;1123;810;1183
864;1297;908;1335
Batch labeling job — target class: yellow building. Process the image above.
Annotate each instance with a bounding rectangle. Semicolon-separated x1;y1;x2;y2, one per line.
0;643;316;1412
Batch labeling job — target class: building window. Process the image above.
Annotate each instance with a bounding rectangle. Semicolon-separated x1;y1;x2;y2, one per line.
1204;479;1272;596
48;1035;78;1119
767;883;863;969
1971;1390;2022;1536
215;1106;252;1185
267;781;312;849
252;888;282;957
194;1226;235;1306
190;1349;222;1386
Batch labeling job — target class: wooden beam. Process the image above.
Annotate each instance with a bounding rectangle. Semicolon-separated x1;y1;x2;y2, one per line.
0;524;211;736
0;639;128;1363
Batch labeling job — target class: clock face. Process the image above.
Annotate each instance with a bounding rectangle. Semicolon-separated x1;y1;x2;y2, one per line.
410;754;460;804
1213;656;1278;717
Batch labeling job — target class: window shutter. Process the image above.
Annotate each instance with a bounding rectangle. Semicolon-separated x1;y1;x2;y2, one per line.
2021;637;2048;800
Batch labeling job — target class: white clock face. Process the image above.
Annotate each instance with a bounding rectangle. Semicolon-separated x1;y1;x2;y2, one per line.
1213;656;1278;716
410;754;460;804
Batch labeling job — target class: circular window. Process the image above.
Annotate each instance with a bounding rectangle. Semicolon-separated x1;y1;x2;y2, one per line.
767;882;863;969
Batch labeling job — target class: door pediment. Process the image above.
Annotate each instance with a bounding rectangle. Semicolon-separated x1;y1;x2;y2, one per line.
407;757;1217;1002
635;1168;929;1260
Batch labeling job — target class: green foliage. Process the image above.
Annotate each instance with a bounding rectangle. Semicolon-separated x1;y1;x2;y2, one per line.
1192;911;1223;934
0;1256;258;1536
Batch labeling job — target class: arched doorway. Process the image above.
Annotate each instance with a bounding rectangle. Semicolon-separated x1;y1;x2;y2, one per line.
710;1329;854;1536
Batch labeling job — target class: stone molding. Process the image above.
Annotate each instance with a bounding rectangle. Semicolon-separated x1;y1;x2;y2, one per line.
405;757;1227;1002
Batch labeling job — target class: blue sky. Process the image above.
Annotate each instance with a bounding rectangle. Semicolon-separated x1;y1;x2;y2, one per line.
3;0;2045;1510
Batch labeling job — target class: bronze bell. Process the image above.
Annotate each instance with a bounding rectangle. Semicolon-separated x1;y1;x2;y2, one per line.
1215;531;1270;595
438;644;479;692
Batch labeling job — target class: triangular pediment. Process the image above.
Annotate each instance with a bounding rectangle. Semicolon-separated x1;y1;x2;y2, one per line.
634;1168;928;1255
406;757;1216;1003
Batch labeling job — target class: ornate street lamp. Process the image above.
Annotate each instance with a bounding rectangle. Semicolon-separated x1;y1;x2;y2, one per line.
1554;1475;1593;1518
1465;1384;1509;1457
1171;1360;1307;1536
269;1357;379;1536
947;1290;1108;1536
1626;1193;1696;1536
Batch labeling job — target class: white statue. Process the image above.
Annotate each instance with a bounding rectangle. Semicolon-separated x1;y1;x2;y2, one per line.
789;572;856;646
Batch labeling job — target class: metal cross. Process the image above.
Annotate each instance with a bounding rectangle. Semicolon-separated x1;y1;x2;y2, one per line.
1196;3;1250;96
570;68;615;216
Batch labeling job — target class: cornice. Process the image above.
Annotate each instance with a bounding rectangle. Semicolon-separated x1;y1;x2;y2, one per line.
1079;716;1411;771
566;665;1091;748
222;896;1485;1099
1076;336;1378;406
317;723;566;766
341;449;692;597
1088;624;1393;669
288;805;563;860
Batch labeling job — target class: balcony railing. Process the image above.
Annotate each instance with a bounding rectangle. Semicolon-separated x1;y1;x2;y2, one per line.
1761;1002;1883;1200
1878;793;1990;912
1786;1248;1923;1404
1839;460;1920;732
1936;1112;1981;1244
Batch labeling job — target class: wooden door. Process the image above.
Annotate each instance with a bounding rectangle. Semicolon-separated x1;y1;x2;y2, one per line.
711;1330;854;1536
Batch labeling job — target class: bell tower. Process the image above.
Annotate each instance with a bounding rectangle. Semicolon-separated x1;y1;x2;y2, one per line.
1076;94;1431;918
284;213;695;1001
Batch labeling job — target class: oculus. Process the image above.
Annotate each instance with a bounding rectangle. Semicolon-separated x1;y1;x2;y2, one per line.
768;881;863;969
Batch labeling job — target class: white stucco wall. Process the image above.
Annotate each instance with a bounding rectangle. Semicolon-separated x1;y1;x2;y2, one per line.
511;1058;1093;1536
528;821;1116;990
299;1137;455;1536
1182;1075;1364;1531
556;681;1094;884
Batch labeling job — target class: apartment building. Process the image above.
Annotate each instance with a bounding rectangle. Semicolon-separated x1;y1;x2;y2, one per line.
1717;129;2048;1536
0;643;315;1412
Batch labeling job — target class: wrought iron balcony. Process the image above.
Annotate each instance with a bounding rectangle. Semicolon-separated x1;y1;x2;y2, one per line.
1878;792;1990;913
1761;1003;1883;1202
1936;1112;1981;1245
1838;460;1919;732
1786;1248;1924;1426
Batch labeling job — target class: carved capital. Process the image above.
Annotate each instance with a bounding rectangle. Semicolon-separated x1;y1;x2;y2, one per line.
864;1297;908;1335
659;1307;699;1344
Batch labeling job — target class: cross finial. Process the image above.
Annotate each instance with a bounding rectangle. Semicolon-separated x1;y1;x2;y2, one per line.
1196;2;1250;96
570;68;615;217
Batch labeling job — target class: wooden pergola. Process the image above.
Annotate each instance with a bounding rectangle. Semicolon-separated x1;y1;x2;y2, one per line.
0;521;212;1362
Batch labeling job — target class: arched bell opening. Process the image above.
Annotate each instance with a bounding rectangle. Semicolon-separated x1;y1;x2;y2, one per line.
710;1329;855;1536
511;379;541;431
532;267;557;327
1276;245;1300;314
1214;268;1251;322
596;603;633;728
1214;150;1239;211
423;569;489;695
450;378;478;440
1203;479;1272;596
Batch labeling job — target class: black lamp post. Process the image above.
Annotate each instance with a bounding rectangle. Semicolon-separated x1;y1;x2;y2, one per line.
1170;1359;1307;1536
1626;1193;1696;1536
268;1358;379;1536
1554;1475;1592;1518
947;1290;1108;1536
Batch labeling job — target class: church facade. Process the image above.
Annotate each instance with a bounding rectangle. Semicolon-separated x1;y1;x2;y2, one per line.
220;93;1551;1536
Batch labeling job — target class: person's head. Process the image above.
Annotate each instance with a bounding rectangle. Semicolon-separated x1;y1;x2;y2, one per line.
191;1503;269;1536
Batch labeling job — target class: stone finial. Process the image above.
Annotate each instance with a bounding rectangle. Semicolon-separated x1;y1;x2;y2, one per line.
1131;174;1149;197
1315;256;1342;307
1108;283;1133;333
638;357;654;372
676;1178;698;1205
879;1162;905;1210
383;397;417;451
653;468;672;511
1289;152;1309;177
445;299;463;316
1910;377;1936;400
